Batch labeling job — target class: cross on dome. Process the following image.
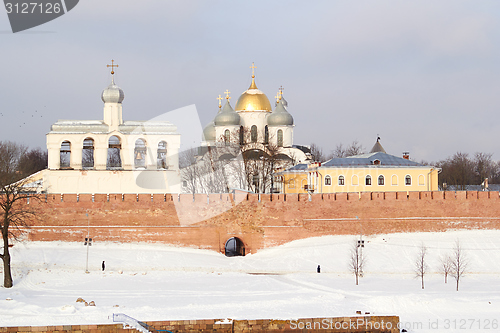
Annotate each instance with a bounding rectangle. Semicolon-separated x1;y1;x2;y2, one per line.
250;62;257;78
107;59;119;75
217;94;223;108
224;89;231;101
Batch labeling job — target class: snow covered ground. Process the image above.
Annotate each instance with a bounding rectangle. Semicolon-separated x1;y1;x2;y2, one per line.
1;230;500;332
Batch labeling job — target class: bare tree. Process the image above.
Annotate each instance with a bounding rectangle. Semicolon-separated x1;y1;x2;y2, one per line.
309;143;329;162
440;255;452;284
332;140;365;158
414;243;428;289
450;240;468;291
349;239;365;285
180;147;202;194
180;127;297;194
473;152;497;185
436;152;474;190
0;141;39;288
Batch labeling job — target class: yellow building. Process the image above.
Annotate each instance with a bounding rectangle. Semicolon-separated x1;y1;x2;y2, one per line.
275;163;309;194
277;140;440;194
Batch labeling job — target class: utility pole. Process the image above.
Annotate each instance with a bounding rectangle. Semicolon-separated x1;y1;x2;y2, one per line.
84;212;92;273
356;216;364;277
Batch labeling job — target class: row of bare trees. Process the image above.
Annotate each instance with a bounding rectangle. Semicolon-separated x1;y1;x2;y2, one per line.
433;152;500;189
181;129;298;194
350;239;468;291
414;240;467;291
310;141;365;163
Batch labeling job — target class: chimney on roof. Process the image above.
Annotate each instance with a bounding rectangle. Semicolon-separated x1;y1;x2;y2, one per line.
402;152;410;160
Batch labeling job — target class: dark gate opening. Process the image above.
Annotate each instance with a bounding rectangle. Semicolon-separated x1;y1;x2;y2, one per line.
225;237;245;257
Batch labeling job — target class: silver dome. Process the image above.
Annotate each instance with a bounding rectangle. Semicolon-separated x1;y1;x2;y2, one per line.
101;77;125;104
203;121;216;142
268;99;293;126
214;100;240;126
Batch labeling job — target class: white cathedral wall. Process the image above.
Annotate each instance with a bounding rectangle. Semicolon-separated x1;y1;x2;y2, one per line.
215;125;239;144
42;169;181;194
237;111;268;142
269;126;294;147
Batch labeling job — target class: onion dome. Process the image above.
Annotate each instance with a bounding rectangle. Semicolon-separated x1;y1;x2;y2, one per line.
268;99;294;126
235;76;272;112
214;100;240;126
203;121;216;142
101;76;124;104
370;137;386;153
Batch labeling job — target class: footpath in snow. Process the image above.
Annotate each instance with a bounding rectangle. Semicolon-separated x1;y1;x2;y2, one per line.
0;230;499;333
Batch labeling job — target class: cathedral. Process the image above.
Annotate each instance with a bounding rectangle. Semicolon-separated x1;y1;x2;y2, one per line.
183;64;309;194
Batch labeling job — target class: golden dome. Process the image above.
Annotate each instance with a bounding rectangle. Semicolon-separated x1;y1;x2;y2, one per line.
234;77;272;112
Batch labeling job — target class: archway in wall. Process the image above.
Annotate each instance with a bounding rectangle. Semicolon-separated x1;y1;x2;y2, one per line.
225;237;245;257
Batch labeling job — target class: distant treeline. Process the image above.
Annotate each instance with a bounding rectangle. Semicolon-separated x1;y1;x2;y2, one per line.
0;141;47;184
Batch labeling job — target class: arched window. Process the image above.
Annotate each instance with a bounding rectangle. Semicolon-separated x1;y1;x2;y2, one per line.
391;175;398;186
365;175;372;185
338;175;345;186
277;129;283;147
251;125;258;143
418;175;425;186
352;175;359;186
107;136;122;169
378;175;385;185
224;129;230;146
405;175;412;185
134;138;147;169
325;175;332;186
264;125;269;144
157;141;167;169
59;141;71;169
239;126;244;145
82;138;94;169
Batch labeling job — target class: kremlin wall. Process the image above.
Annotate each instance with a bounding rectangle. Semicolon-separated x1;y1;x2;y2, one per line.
19;190;500;254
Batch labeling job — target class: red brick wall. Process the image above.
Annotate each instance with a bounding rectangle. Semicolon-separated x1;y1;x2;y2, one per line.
0;315;399;333
17;191;500;254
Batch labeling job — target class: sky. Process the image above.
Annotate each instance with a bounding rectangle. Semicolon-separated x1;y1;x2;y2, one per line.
1;0;500;163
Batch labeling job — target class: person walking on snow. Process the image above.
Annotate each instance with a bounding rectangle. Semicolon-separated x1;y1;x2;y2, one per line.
102;261;105;271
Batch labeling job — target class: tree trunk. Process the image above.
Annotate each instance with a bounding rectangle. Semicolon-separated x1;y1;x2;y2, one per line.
456;278;459;291
421;276;424;289
2;231;13;288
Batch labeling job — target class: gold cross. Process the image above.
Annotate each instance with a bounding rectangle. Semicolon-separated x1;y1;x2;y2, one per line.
107;60;119;75
217;94;223;108
275;93;280;102
224;89;231;100
250;62;257;78
279;85;284;97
